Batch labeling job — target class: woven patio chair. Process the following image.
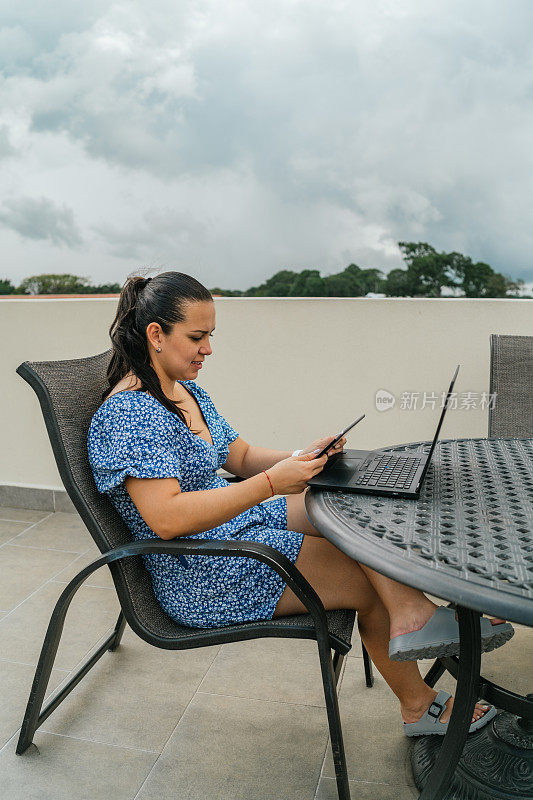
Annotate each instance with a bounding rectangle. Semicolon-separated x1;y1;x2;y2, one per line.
15;350;373;800
489;334;533;437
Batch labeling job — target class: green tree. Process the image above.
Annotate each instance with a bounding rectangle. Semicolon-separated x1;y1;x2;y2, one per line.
245;269;298;296
18;273;92;294
483;273;507;297
86;282;122;293
447;251;525;297
359;268;385;294
209;287;243;296
0;278;17;294
323;271;355;296
483;273;524;298
288;269;326;296
505;276;525;297
324;263;363;296
447;253;493;297
218;245;527;299
398;242;455;297
383;268;414;296
323;263;384;296
339;263;365;295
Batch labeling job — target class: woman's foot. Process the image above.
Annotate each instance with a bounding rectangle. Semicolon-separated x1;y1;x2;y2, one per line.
402;692;490;726
401;689;497;737
389;603;506;641
389;606;514;661
389;600;438;641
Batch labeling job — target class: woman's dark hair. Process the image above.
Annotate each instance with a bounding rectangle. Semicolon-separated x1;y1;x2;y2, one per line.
103;271;213;424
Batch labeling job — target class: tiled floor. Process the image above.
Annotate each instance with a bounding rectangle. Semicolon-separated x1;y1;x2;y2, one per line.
0;506;531;800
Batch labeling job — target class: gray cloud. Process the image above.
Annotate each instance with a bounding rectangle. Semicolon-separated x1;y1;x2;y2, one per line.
0;196;83;247
0;126;16;160
0;0;532;287
94;206;207;260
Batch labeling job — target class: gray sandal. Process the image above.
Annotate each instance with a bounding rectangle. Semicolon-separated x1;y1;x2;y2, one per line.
389;606;514;662
403;690;497;737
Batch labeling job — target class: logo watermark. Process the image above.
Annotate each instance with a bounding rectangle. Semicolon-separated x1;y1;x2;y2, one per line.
375;389;396;412
374;390;497;412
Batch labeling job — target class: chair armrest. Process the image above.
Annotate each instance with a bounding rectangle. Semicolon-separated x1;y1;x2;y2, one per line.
57;538;330;637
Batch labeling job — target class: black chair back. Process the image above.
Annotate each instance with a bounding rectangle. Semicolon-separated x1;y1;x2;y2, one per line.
17;352;184;637
489;334;533;438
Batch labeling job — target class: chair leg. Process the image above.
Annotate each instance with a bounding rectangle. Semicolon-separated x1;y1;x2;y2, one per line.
108;611;126;652
361;642;374;688
332;650;345;684
16;586;73;754
16;581;120;755
317;638;351;800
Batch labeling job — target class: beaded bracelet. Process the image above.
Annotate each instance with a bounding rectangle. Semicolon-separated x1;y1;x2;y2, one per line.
263;470;275;496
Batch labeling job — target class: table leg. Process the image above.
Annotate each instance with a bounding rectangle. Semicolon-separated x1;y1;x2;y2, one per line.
416;607;481;800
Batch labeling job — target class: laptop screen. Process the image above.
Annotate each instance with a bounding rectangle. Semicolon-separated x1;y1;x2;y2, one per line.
418;365;460;483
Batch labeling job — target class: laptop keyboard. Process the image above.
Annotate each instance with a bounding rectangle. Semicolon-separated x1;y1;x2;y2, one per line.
354;455;421;490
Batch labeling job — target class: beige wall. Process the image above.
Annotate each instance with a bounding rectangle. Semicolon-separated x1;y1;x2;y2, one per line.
1;297;531;490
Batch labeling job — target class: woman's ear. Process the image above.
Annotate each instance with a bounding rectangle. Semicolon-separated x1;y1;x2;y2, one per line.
146;321;163;350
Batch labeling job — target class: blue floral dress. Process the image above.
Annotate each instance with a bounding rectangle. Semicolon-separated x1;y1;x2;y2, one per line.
87;382;304;628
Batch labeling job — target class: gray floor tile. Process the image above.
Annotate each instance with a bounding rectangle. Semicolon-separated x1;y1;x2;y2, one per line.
199;637;327;705
317;776;418;799
0;520;32;546
0;545;80;611
0;610;7;620
136;692;329;800
51;546;115;589
0;508;50;524
347;627;364;658
13;512;92;553
0;582;120;669
0;660;68;749
0;731;158;800
42;628;220;750
322;659;414;786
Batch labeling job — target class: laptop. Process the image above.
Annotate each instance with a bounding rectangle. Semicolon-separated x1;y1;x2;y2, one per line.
307;366;459;498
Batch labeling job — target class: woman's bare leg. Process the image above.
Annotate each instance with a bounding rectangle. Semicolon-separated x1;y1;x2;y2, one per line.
285;489;323;537
282;495;493;723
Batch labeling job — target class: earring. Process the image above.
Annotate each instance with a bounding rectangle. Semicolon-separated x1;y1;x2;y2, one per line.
156;347;162;353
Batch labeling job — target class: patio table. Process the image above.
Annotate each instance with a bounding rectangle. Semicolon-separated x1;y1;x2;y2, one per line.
305;437;533;800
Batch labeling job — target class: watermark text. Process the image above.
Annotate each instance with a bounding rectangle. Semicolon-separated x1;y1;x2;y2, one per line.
375;390;496;412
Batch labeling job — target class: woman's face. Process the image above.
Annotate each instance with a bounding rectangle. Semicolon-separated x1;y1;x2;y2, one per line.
150;300;216;381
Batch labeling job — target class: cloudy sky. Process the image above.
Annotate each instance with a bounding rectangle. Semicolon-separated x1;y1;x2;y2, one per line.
1;0;532;290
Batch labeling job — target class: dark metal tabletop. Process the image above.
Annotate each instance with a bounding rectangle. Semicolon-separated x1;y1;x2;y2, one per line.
306;438;533;627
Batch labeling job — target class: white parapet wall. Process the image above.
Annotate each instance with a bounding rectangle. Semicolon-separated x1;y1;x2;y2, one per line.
1;296;532;495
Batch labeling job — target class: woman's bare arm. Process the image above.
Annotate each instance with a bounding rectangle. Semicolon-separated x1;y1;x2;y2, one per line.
125;473;273;540
239;445;292;477
223;436;291;478
223;434;346;480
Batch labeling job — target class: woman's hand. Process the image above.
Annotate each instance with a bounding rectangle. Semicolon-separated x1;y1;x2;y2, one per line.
267;452;329;495
300;435;346;458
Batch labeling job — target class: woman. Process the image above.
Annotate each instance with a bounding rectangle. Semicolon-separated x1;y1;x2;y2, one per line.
87;272;513;737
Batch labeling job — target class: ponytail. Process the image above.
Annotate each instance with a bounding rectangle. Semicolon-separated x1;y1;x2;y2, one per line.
103;271;212;424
